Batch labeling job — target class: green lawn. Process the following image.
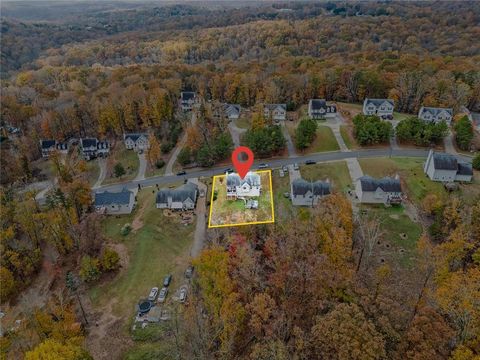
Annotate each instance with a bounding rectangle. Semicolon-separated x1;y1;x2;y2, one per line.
300;161;352;192
103;144;140;185
303;125;340;153
235;116;251;129
340;125;357;149
393;111;412;121
272;169;294;220
358;157;447;204
209;171;274;226
89;190;194;317
360;205;422;268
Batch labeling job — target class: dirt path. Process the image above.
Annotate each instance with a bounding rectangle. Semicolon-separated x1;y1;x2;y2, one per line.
190;178;207;257
93;158;107;189
84;242;131;360
280;122;298;157
131;199;148;231
228;121;246;148
444;130;458;155
134;153;147;181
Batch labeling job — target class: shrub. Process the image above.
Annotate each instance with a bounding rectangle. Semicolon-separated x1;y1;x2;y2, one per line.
178;147;192;166
454;115;473;151
79;256;101;282
473;153;480;170
101;248;120;271
113;163;126;178
352;114;392;145
396;117;448;146
161;142;173;154
155;159;165;169
0;266;15;300
243;125;286;157
121;223;132;236
295;118;318;150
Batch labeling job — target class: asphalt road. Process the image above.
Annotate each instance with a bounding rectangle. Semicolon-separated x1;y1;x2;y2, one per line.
93;148;472;193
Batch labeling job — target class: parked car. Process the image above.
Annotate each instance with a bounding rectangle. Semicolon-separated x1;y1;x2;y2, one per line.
293;163;299;170
305;160;316;165
224;168;234;174
258;163;269;169
282;165;288;172
157;287;168;303
176;170;186;176
179;288;188;303
163;274;172;287
185;265;194;278
148;287;159;301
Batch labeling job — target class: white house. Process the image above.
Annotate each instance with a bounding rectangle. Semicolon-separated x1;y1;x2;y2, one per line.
418;106;453;125
362;99;395;119
291;178;331;206
226;172;261;199
181;91;196;111
264;104;287;122
355;175;403;205
80;138;110;160
94;188;135;214
424;150;473;182
156;182;198;210
124;133;149;151
308;99;337;119
224;104;241;120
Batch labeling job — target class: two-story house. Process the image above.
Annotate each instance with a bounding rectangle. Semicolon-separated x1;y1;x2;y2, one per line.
156;182;198;210
355;175;403;205
307;99;337;119
80;138;110;160
291;178;331;206
40;140;57;158
226;172;261;199
362;99;395;119
224;104;241;120
418;106;453;125
424;150;473;182
264;104;287;122
181;91;196;111
124;133;149;152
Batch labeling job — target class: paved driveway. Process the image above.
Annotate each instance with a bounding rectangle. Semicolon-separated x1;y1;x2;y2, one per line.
135;153;147;181
93;158;107;189
165;112;196;175
228;121;246;148
280;122;297;157
189;178;207;257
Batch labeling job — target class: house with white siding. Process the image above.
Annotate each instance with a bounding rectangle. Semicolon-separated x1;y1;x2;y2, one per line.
264;104;287;122
308;99;337;119
124;133;149;152
290;178;331;206
418;106;453;125
181;91;196;111
156;182;198;210
355;175;403;205
362;99;395;119
424;150;473;182
226;172;261;199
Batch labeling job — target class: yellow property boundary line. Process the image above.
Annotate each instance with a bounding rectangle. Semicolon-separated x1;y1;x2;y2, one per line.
208;170;275;228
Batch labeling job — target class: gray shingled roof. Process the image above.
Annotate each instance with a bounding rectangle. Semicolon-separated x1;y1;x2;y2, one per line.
224;104;241;116
419;107;453;117
95;189;132;206
364;98;394;107
264;104;286;111
226;172;260;187
41;140;56;149
310;99;327;110
156;183;198;204
181;92;195;101
457;162;473;176
359;176;402;192
432;152;458;170
81;138;98;148
292;178;331;196
124;133;147;142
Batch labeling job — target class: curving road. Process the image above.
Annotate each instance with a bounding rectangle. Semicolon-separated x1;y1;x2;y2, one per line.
92;148;472;194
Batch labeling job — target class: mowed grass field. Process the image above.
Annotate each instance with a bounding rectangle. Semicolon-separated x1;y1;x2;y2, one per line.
307;125;340;153
300;161;352;193
90;190;194;317
340;125;358;149
209;171;274;227
103;143;140;185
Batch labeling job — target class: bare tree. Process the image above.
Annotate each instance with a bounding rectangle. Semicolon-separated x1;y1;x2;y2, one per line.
355;213;384;272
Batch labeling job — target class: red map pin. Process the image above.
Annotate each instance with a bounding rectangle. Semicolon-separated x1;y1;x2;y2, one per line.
231;146;254;179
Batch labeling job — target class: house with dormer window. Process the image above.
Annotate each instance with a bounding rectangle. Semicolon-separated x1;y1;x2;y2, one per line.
308;99;337;119
124;133;149;151
264;104;287;122
418;106;453;125
226;172;261;199
363;99;395;119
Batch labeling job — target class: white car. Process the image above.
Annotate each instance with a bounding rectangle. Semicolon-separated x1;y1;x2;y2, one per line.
148;287;159;301
293;163;299;170
179;288;187;303
157;287;168;303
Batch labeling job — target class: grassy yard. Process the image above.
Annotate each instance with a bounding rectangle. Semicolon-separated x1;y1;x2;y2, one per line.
90;190;195;317
300;161;352;192
103;143;140;185
85;159;100;186
235;116;251;129
209;171;274;227
358;157;447;204
340;125;358;149
360;205;422;268
271;169;294;220
393;111;412;121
